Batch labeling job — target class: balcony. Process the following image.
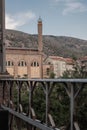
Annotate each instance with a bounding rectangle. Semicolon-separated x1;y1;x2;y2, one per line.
0;78;87;130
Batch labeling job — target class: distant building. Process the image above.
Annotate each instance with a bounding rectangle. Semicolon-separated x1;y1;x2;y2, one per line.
79;56;87;66
6;18;43;78
79;56;87;72
43;56;66;78
6;47;43;78
43;56;74;78
65;58;74;71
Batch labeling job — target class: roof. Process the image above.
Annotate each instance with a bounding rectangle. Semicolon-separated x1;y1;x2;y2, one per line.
79;56;87;61
6;47;38;51
65;58;74;64
49;56;66;61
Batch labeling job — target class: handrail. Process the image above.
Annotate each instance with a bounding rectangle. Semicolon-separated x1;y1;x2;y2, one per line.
1;105;55;130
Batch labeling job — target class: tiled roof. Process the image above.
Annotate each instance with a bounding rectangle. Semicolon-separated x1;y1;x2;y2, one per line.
80;56;87;61
65;58;74;64
49;56;65;61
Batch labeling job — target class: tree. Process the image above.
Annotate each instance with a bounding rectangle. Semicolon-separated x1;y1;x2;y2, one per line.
49;72;55;78
63;61;87;78
62;61;87;129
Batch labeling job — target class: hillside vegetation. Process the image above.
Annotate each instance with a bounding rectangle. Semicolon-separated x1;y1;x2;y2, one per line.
6;29;87;58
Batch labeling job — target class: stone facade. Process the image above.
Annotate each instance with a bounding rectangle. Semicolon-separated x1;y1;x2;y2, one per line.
6;48;43;78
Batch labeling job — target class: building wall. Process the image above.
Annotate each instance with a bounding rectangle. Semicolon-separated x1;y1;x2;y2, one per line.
51;60;66;78
6;48;43;78
43;56;67;78
66;64;74;71
43;64;53;78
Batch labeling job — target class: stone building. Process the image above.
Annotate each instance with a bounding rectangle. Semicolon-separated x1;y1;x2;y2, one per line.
43;56;74;78
43;56;66;78
6;48;43;78
6;18;43;78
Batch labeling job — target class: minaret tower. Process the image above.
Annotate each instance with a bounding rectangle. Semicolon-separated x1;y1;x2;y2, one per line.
0;0;6;73
38;17;43;52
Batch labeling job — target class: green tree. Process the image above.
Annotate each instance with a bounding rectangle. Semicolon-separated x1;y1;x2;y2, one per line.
49;72;55;78
62;61;87;129
63;61;87;78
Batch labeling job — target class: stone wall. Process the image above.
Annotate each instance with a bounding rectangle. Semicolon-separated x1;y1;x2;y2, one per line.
6;48;43;78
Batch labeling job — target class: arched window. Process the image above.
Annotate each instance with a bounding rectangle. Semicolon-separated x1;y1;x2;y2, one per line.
6;61;14;66
46;68;50;75
31;61;39;67
18;60;27;66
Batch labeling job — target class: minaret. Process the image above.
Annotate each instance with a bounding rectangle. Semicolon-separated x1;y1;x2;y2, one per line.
38;17;43;52
0;0;6;73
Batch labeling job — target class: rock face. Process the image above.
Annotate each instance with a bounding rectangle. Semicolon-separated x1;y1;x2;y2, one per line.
6;29;87;58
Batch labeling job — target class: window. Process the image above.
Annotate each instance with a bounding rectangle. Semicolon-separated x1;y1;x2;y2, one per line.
34;61;36;66
46;68;50;75
48;62;51;65
18;61;27;66
31;61;39;67
6;61;14;66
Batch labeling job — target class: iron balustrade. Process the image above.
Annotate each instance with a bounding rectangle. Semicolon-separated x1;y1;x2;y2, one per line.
0;78;87;130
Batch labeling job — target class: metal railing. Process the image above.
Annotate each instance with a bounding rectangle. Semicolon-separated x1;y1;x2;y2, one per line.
0;78;87;130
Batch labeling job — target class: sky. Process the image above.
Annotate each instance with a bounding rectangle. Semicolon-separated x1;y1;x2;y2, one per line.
5;0;87;40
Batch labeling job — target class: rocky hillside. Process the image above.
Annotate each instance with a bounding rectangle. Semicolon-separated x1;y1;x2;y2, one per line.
5;29;87;58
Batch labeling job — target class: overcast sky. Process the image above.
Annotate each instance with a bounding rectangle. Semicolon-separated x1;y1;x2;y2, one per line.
5;0;87;40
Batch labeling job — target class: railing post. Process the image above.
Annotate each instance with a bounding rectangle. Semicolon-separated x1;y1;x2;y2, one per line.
46;82;49;125
27;81;33;130
29;81;32;118
70;84;74;130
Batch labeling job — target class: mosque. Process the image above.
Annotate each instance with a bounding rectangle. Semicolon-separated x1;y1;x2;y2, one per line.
6;18;44;78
